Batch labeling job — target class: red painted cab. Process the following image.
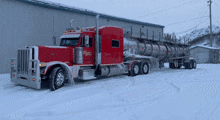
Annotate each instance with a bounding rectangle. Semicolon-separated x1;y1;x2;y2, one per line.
99;26;124;65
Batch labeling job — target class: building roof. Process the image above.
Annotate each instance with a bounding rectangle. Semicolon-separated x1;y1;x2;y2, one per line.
190;45;220;50
17;0;165;28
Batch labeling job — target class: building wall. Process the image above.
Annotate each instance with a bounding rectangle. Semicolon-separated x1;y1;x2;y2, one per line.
190;47;210;63
0;0;163;73
219;50;220;63
209;49;220;63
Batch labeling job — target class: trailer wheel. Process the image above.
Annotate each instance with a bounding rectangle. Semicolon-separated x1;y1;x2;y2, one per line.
169;63;174;69
140;62;149;74
185;62;193;69
184;63;188;69
192;61;197;69
130;62;140;76
177;64;182;69
189;61;193;69
49;67;65;91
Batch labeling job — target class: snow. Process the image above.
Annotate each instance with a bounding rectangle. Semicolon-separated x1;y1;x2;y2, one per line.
0;64;219;120
190;45;220;50
180;25;220;42
27;0;91;12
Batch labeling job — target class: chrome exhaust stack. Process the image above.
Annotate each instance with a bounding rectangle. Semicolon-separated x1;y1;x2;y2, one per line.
95;14;101;71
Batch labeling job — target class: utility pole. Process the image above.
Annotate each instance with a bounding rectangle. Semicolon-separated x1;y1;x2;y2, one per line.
208;0;213;47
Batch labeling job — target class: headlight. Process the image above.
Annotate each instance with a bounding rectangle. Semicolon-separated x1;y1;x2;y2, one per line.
39;62;46;67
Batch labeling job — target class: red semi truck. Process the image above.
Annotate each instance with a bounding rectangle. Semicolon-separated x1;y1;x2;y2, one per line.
11;15;196;90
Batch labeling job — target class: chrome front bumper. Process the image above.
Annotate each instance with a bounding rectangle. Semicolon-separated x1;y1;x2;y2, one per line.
11;59;41;89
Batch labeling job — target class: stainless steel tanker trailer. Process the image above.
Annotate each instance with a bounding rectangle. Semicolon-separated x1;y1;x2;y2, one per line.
121;37;196;76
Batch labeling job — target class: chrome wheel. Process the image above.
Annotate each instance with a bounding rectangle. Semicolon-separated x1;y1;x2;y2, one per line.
130;62;140;76
56;72;65;87
134;65;139;74
194;61;196;69
143;64;148;73
49;67;65;91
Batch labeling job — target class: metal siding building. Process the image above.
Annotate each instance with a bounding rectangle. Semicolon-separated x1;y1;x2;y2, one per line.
190;46;220;64
0;0;164;73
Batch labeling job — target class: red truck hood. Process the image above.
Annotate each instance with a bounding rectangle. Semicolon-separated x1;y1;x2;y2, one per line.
38;46;73;65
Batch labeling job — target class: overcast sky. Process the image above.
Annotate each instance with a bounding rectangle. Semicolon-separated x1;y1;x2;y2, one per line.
47;0;219;37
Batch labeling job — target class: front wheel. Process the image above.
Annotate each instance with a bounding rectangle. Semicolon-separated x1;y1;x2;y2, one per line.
49;67;65;91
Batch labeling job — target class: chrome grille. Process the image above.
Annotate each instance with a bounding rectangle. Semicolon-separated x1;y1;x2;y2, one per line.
17;49;30;74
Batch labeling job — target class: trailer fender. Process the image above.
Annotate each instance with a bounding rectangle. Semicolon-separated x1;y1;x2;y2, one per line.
43;61;74;83
189;57;197;62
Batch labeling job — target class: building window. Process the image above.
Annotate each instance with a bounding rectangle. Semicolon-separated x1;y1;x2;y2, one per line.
112;40;119;48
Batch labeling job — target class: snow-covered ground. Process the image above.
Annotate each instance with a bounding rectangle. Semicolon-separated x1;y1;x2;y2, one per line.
0;64;219;120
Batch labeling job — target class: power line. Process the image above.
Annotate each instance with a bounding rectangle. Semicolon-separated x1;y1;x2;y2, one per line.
175;18;209;35
166;16;209;26
213;1;219;8
136;0;198;18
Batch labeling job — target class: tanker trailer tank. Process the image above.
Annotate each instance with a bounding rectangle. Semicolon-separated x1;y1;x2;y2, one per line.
123;38;190;61
123;38;139;58
124;38;170;61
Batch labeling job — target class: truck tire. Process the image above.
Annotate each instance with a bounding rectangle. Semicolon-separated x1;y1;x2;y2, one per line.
49;67;65;91
192;60;197;69
184;62;189;69
169;63;174;69
177;64;181;69
140;62;149;74
189;61;193;69
185;62;192;69
130;62;140;76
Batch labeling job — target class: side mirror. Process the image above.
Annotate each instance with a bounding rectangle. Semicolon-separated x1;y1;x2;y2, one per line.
85;35;89;47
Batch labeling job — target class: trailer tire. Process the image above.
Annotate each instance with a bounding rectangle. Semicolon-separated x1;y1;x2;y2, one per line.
49;67;65;91
177;64;181;69
185;62;193;69
140;62;149;74
189;61;193;69
169;63;174;69
184;63;188;69
130;62;140;76
192;61;197;69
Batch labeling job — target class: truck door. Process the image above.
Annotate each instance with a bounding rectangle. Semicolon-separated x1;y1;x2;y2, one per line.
81;37;94;64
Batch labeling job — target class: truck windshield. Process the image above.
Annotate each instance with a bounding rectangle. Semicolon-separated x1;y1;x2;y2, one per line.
60;38;79;46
